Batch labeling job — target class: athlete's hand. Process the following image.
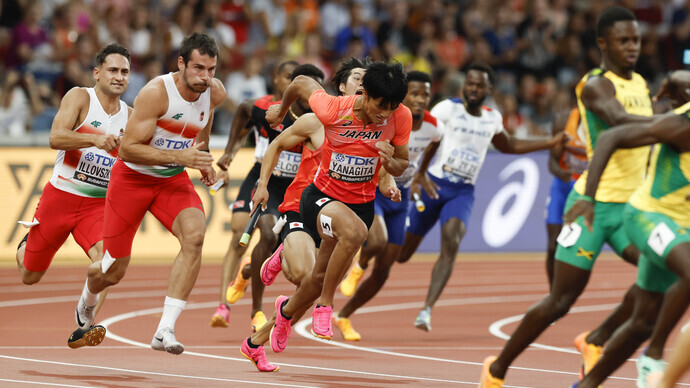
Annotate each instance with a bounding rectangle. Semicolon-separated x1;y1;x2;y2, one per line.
265;105;285;128
654;70;690;108
96;134;120;152
378;172;401;202
178;142;214;169
376;140;395;166
216;153;232;171
413;172;439;200
562;199;594;232
200;166;217;186
383;186;402;202
549;132;567;149
215;169;229;187
251;184;269;214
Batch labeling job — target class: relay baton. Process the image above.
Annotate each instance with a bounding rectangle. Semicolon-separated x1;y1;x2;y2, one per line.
413;192;425;212
239;203;262;246
209;178;225;196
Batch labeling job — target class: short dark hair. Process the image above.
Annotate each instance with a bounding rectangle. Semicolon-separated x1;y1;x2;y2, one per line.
406;71;432;85
332;57;371;94
95;43;130;67
291;64;325;82
362;62;407;108
179;32;218;65
465;61;495;85
596;6;636;38
276;60;299;76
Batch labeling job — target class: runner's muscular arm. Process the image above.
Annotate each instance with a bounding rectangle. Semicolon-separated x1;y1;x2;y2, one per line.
119;80;213;169
492;129;565;154
582;113;690;199
217;97;256;170
549;111;573;182
378;142;409;176
563;113;690;228
49;88;119;152
251;113;323;212
196;79;226;185
266;75;323;127
581;76;652;126
197;78;226;151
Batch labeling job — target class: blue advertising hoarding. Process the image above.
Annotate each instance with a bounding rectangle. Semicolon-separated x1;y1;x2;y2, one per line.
417;150;554;252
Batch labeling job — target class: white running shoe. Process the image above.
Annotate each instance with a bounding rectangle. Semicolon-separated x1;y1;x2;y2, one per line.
151;327;184;355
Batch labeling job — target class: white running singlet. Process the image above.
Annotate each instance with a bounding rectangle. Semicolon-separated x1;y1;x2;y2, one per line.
124;73;211;177
394;110;444;188
428;98;504;185
50;88;129;198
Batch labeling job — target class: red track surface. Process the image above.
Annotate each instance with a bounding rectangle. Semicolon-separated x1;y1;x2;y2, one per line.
2;253;690;387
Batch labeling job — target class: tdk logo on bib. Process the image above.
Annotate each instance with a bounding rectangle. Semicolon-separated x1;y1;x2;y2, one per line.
75;151;117;188
328;152;378;183
84;152;116;167
155;138;192;150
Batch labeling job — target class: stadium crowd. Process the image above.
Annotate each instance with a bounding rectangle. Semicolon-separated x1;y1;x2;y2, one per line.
0;0;688;137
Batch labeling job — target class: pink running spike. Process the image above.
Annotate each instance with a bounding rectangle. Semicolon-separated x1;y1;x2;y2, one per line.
311;305;333;340
240;337;279;372
270;295;292;353
261;243;284;285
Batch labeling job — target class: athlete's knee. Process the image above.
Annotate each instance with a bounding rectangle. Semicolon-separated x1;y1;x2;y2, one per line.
371;265;391;284
339;222;368;248
258;226;278;247
538;292;576;321
180;227;206;250
309;269;326;290
94;258;128;286
286;264;311;286
20;270;43;285
363;237;385;257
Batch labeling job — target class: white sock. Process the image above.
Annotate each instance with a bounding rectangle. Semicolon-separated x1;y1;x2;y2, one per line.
156;296;186;332
81;279;99;307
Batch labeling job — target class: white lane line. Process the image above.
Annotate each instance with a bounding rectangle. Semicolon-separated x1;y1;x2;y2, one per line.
0;355;316;388
488;305;690;385
99;303;465;385
0;378;100;387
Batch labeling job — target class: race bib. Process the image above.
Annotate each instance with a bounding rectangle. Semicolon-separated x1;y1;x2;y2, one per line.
273;151;301;178
328;152;378;183
442;150;479;182
557;223;582;248
648;222;676;257
74;151;116;188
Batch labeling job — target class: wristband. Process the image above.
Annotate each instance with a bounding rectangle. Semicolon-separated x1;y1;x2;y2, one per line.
581;195;595;203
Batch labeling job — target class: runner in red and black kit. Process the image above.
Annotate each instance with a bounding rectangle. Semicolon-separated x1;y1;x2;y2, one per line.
233;64;325;333
209;60;297;328
238;57;374;372
261;62;411;356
